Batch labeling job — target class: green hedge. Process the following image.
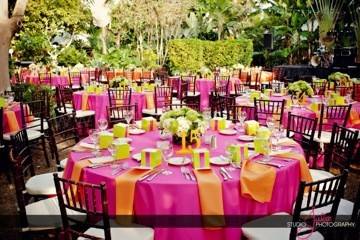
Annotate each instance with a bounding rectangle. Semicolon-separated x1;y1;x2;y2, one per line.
167;38;253;74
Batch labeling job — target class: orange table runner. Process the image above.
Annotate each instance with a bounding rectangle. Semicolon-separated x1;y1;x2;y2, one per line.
193;169;225;227
81;92;89;110
240;158;276;203
144;92;155;109
4;110;20;132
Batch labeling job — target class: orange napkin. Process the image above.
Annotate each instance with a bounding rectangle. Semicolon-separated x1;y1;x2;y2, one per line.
4;110;20;132
115;168;152;223
271;152;312;183
81;92;89;110
349;110;359;125
193;169;225;227
145;92;155;109
24;105;34;123
240;159;276;203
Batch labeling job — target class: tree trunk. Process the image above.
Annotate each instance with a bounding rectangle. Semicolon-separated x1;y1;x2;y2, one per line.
0;19;17;92
100;27;107;54
115;32;121;48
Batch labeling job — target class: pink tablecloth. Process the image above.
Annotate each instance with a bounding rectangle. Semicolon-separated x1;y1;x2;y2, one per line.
196;79;215;111
73;91;147;125
64;130;304;240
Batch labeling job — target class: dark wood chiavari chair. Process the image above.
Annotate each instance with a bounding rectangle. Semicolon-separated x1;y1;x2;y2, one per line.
335;85;353;97
248;71;261;90
177;81;189;104
107;104;137;126
317;104;352;139
142;86;172;118
254;99;285;126
353;83;360;101
55;86;74;115
234;82;245;96
311;80;327;95
167;76;181;98
181;75;198;96
68;70;83;91
53;174;154;240
164;103;200;112
47;112;79;170
214;75;230;90
226;104;255;123
243;171;348;240
38;71;52;86
286;112;318;162
310;124;358;182
210;85;229;118
108;88;132;108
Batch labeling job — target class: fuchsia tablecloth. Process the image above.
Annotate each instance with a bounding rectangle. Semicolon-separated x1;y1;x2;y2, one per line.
25;75;74;86
73;91;146;125
63;130;304;240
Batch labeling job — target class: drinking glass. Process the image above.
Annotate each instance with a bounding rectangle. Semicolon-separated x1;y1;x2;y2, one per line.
315;86;320;96
124;110;133;126
108;143;119;168
98;118;108;132
161;142;173;175
239;111;247;126
88;129;100;156
262;142;271;162
292;95;299;108
266;116;275;131
345;89;353;104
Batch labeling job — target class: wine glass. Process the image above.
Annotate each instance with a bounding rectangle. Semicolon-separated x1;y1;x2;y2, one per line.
108;143;119;168
88;129;100;156
315;86;320;96
345;89;353;104
266;116;275;131
98;118;108;132
123;110;133;126
203;107;211;133
292;95;299;108
239;111;247;126
262;142;271;162
161;142;173;175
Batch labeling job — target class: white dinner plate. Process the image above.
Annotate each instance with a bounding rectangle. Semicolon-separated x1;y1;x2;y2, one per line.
237;135;255;142
128;128;146;135
272;93;284;97
219;129;237;135
168;157;191;166
247;143;255;149
269;148;292;156
132;153;141;162
210;156;230;166
113;137;132;144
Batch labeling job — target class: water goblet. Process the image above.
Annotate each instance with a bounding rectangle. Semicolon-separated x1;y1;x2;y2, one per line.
124;110;133;127
98;118;108;132
88;129;100;157
161;142;173;175
262;142;271;162
266;116;275;131
239;111;247;126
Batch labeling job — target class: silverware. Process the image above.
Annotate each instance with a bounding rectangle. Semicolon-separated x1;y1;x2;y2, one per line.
180;167;190;180
139;168;160;181
220;167;232;179
185;168;196;181
219;170;228;181
88;163;112;169
255;161;284;168
111;162;129;175
146;169;165;181
78;154;95;161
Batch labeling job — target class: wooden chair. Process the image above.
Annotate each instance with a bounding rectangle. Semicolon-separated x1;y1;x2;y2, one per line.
233;82;246;96
248;71;261;90
68;70;83;91
311;80;327;95
10;128;61;198
353;83;360;101
226;104;254;123
242;171;348;240
286;112;318;162
181;75;198;97
164;103;200;112
53;174;154;240
210;85;229;118
108;88;132;108
167;76;181;98
214;75;230;90
335;85;353;97
107;105;137;126
175;81;189;105
142;86;172;118
310;124;358;183
38;71;52;86
254;99;285;126
47;112;79;170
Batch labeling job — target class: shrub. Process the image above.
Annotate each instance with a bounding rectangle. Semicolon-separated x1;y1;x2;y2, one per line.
167;38;253;74
141;49;158;70
57;46;89;66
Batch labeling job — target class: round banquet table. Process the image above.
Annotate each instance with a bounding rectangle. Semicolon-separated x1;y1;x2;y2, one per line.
63;129;306;240
24;74;72;86
73;91;148;125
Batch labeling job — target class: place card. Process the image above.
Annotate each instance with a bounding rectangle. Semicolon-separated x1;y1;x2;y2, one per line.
192;148;210;169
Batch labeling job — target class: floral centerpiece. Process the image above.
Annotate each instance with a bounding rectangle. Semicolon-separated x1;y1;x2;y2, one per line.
110;77;130;88
328;72;352;86
287;80;314;102
159;107;206;145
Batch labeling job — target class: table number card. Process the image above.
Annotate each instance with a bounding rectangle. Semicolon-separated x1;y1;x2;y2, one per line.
192;148;210;169
141;148;162;168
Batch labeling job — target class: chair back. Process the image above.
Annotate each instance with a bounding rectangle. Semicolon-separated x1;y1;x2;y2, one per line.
38;71;52;85
353;83;360;102
56;86;74;114
324;124;359;172
47;113;79;169
20;100;45;132
178;81;189;102
254;99;285;126
53;174;111;240
335;85;353;97
107;104;137;126
227;105;255;122
154;86;172;112
215;75;230;89
311;80;327;95
318;104;351;135
108;88;132;108
234;83;245;96
181;76;196;95
68;71;82;90
290;171;348;240
215;84;228;97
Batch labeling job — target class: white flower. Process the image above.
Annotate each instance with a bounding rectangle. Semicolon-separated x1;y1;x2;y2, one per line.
176;117;191;137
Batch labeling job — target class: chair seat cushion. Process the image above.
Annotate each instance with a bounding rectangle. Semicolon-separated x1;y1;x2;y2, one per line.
79;224;154;240
172;98;181;104
26;172;63;196
57;107;74;114
309;169;335;182
242;212;324;240
3;129;43;141
187;91;200;96
76;110;95;118
313;131;332;144
142;108;163;116
26;196;86;229
26;118;49;131
60;158;68;169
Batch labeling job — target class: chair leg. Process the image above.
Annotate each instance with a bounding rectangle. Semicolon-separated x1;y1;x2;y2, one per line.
41;137;50;167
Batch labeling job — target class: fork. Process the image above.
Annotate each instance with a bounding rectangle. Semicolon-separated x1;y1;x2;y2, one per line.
180;167;190;180
111;162;129;175
185;168;196;181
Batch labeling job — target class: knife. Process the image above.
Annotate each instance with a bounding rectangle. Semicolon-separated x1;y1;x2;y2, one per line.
146;169;164;182
221;167;232;179
139;168;160;181
255;161;283;168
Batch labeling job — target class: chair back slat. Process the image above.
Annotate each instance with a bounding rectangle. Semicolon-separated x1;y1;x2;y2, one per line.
234;83;245;95
154;86;172;112
254;99;285;126
108;88;132;108
318;104;351;134
181;76;196;94
107;105;137;126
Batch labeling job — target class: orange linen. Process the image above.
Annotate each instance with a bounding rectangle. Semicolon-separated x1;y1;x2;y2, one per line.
70;159;92;183
240;159;276;203
193;169;225;227
273;152;312;183
81;92;89;110
145;92;155;109
115;168;152;218
4;111;20;132
349;110;359;125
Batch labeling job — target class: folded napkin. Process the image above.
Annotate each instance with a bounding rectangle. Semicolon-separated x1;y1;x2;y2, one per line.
81;92;89;110
276;138;298;147
145;92;155;109
4;110;20;133
193;169;225;227
88;156;114;165
79;142;96;149
240;158;276;203
270;152;312;183
269;148;292;156
115;168;152;224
